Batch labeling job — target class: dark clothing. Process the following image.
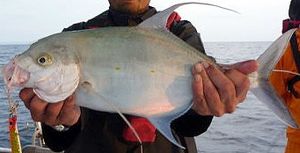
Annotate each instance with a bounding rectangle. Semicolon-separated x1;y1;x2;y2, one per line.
289;0;300;20
282;0;300;33
42;7;213;153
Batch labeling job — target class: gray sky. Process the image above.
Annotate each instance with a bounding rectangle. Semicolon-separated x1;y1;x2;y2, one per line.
0;0;290;44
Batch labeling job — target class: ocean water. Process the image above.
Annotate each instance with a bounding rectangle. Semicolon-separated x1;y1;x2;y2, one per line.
0;42;287;152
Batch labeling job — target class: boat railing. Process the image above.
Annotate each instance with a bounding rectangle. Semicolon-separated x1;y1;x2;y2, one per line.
0;147;11;153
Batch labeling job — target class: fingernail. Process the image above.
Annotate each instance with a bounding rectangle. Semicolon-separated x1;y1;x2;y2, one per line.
195;63;203;73
220;64;230;70
202;62;210;69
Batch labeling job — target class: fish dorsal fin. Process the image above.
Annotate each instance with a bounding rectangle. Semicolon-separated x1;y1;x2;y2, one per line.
139;2;239;29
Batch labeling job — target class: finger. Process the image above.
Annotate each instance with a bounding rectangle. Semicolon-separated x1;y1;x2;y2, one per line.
221;60;258;74
192;97;212;116
59;106;80;126
19;88;35;109
225;69;250;103
205;62;236;108
58;95;81;126
192;63;204;96
62;94;77;107
192;62;201;75
29;96;48;121
200;63;225;117
192;64;212;115
44;102;64;126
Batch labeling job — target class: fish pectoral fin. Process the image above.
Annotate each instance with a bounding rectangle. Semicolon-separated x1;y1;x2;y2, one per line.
148;116;185;149
138;2;238;30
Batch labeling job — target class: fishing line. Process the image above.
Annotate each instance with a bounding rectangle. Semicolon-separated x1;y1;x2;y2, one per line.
94;92;144;153
2;84;22;153
272;69;300;76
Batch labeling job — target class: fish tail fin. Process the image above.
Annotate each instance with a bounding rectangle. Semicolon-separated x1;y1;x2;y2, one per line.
250;29;298;128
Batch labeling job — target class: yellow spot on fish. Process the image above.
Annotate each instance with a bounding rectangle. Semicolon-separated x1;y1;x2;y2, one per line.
150;70;155;73
115;67;121;71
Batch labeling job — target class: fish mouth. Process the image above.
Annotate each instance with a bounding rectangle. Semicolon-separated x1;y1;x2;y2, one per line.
3;58;30;90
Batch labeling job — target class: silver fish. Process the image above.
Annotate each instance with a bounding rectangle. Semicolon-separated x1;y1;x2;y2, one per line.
2;2;298;149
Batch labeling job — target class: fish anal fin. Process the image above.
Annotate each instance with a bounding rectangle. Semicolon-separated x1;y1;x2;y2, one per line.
148;117;185;149
147;102;193;149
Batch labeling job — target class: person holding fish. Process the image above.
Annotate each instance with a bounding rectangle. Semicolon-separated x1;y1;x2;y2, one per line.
14;0;258;153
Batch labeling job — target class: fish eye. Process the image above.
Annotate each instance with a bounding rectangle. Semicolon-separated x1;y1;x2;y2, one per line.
39;57;46;64
37;54;53;66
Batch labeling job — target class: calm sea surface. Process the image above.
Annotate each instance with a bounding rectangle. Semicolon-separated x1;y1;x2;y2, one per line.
0;42;287;153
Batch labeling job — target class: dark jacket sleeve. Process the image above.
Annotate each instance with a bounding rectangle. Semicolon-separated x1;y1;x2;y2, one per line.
62;22;87;32
170;20;205;53
170;20;213;137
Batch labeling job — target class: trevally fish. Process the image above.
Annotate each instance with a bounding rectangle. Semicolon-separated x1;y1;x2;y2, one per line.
2;2;298;149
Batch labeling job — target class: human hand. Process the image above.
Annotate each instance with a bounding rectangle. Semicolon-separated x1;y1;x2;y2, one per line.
191;60;258;117
19;88;81;127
